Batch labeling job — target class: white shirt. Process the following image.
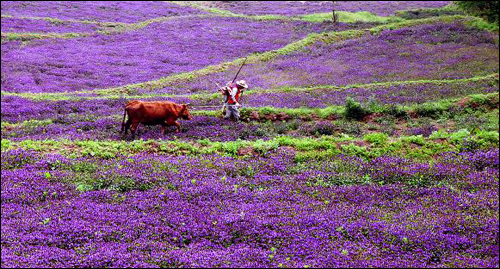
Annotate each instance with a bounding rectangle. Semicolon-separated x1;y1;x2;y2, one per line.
229;86;238;103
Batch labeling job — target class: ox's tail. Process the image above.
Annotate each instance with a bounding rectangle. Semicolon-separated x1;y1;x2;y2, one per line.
121;106;127;133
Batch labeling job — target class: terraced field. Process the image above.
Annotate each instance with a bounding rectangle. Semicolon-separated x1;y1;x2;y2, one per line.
1;1;499;268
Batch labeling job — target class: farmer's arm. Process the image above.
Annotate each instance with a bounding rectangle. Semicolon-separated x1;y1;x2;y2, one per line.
219;86;228;95
230;87;238;103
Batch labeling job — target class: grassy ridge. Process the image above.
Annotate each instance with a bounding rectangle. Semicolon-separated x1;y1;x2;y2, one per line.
2;92;498;161
300;11;401;23
1;14;210;41
191;92;499;119
1;92;498;127
2;73;497;101
2;127;498;161
1;32;90;41
170;1;404;23
122;15;475;95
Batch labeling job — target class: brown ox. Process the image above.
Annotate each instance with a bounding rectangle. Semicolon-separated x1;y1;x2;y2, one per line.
121;100;192;139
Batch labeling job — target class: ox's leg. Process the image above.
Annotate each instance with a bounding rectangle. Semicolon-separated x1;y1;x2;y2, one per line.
121;109;127;133
174;121;181;133
165;119;180;133
123;119;132;135
130;122;140;140
161;123;167;135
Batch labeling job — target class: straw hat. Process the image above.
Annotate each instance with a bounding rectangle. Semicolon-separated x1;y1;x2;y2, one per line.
236;80;248;89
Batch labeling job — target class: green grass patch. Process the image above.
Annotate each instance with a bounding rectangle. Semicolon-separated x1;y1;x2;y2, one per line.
369;15;470;34
1;119;53;132
364;132;389;145
300;11;402;23
3;128;497;162
466;18;499;32
1;32;89;41
395;6;465;20
173;2;400;24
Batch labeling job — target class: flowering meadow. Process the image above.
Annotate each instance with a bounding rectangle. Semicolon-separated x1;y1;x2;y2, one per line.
169;21;499;93
1;1;206;23
1;1;499;268
186;1;450;17
3;17;366;93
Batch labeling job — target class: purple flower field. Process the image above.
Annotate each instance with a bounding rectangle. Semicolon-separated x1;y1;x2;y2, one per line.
1;149;499;267
1;17;372;93
170;22;499;93
1;17;101;33
1;1;206;23
1;1;499;268
195;1;450;16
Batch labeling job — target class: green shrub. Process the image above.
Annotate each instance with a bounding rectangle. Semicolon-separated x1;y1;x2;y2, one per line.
455;1;499;23
340;143;369;158
385;104;408;118
413;102;448;118
396;8;464;20
476;130;499;144
286;119;302;131
271;122;290;134
455;114;487;131
1;139;12;151
253;139;279;154
401;135;426;146
366;96;384;112
344;97;371;120
450;129;471;144
364;133;389;145
467;17;500;31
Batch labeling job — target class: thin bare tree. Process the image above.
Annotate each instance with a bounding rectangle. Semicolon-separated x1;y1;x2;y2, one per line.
332;1;339;24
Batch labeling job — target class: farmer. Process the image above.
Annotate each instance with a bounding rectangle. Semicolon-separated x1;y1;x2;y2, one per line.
219;80;248;121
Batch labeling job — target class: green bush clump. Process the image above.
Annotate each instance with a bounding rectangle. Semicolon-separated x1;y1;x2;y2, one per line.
413;102;448;118
384;104;408;118
468;93;500;110
364;133;389;145
401;135;427;146
344;97;371;120
456;130;500;152
396;8;464;20
1;139;12;151
340;144;370;158
238;125;272;140
455;1;499;24
314;122;336;136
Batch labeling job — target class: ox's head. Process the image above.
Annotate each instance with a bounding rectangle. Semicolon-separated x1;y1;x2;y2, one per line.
180;104;193;120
